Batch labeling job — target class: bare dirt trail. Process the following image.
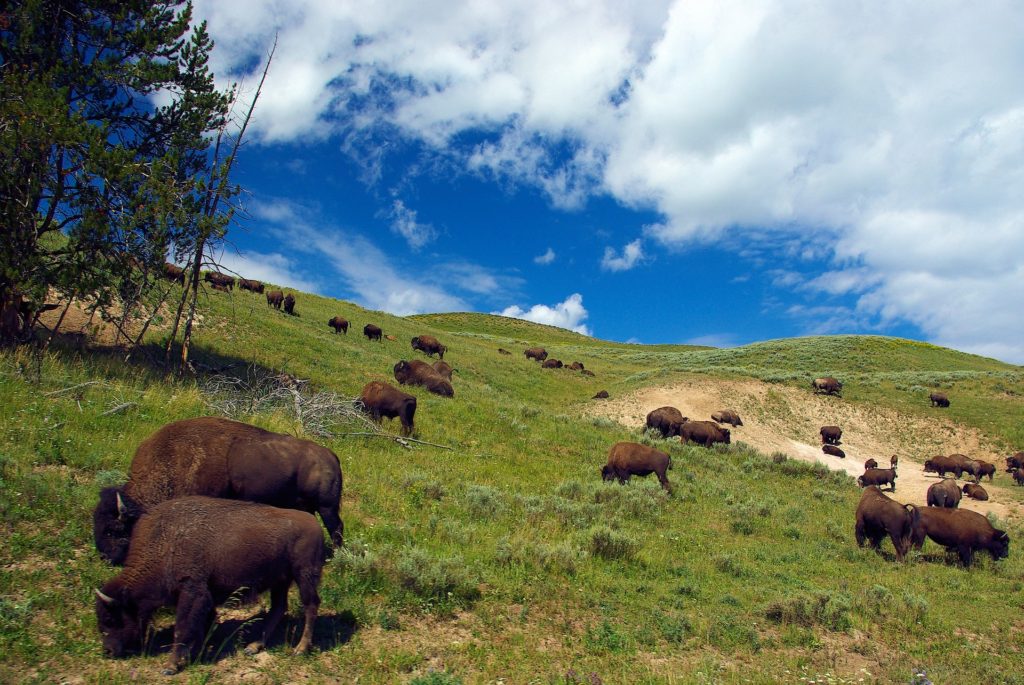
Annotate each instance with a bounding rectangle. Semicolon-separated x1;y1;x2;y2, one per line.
586;377;1023;522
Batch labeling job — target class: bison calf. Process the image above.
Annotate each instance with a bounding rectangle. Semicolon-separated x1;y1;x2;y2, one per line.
360;381;416;436
601;442;672;491
926;478;961;508
854;486;920;561
864;458;878;470
911;506;1009;566
858;468;897;491
95;497;325;675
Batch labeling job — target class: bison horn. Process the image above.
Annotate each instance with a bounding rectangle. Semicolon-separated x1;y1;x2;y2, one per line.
116;492;127;519
95;588;115;604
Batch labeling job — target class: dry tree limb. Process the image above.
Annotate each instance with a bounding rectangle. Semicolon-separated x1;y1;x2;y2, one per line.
101;402;137;416
44;380;101;396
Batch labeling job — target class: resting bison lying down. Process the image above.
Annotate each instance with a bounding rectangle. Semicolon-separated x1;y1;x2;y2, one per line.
432;360;454;380
646;406;687;438
855;486;920;561
679;420;730;447
541;358;563;369
822;444;845;458
962;483;989;501
812;377;842;396
927;478;961;508
360;381;416;436
394;359;454;397
601;442;672;491
711;409;743;427
911;506;1009;566
93;417;343;565
95;497;325;675
858;468;897;491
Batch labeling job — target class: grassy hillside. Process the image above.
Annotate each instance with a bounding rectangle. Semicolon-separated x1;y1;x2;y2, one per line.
1;284;1023;684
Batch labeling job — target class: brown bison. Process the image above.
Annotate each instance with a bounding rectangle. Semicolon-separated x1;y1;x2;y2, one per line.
864;458;879;470
711;410;743;427
524;347;548;362
328;316;349;334
162;262;186;284
923;455;965;479
592;390;609;399
432;360;453;380
394;359;454;397
1013;468;1024;486
646;406;687;439
498;348;512;355
680;420;731;447
363;324;382;342
360;381;416;435
926;479;962;508
822;444;845;458
890;454;899;470
858;468;897;491
820;425;842;445
581;369;596;377
812;377;843;396
92;417;344;565
204;271;235;290
854;486;920;561
411;335;446;359
601;442;673;491
911;506;1009;565
239;278;264;294
929;392;950;408
962;483;989;501
283;294;296;315
569;361;585;371
541;358;563;369
1006;452;1024;472
964;460;996;483
95;497;324;675
266;290;284;309
210;282;230;293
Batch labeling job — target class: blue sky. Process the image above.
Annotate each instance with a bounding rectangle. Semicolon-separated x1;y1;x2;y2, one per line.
194;1;1024;363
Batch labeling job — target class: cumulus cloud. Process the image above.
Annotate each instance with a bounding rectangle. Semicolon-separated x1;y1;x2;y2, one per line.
601;238;645;272
214;249;319;293
497;293;592;335
534;248;556;265
388;199;436;250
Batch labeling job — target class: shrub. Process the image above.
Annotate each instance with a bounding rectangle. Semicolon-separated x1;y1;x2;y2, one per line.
584;619;631;653
587;525;638;561
765;593;851;631
465;484;504;517
94;469;127;488
395;547;480;605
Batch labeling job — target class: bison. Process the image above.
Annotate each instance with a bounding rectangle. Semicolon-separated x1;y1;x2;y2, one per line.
1013;468;1024;486
162;263;186;284
411;335;446;359
581;369;596;377
92;417;344;566
498;348;512;355
360;381;416;436
822;444;845;458
964;460;996;483
812;377;843;396
432;360;453;380
926;479;962;508
393;359;454;397
820;425;842;445
328;316;349;334
210;282;230;293
646;406;687;439
283;294;296;315
890;454;899;470
592;390;609;399
864;458;879;470
601;442;673;491
923;455;964;479
858;468;897;491
95;497;325;675
680;420;731;447
204;271;235;290
929;392;950;408
239;278;264;294
266;290;284;309
911;506;1009;566
524;347;548;362
962;483;989;501
1006;452;1024;473
854;486;920;561
541;359;563;369
363;324;382;342
569;361;585;371
711;409;743;427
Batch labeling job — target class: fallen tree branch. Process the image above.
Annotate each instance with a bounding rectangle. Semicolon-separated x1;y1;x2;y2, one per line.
44;381;101;396
338;432;455;450
101;402;137;416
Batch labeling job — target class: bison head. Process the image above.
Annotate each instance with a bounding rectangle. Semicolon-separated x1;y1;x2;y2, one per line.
600;465;615;481
93;488;142;565
95;586;143;658
721;428;731;444
991;530;1010;559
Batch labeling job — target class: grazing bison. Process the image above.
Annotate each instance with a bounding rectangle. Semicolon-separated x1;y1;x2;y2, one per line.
930;392;950;408
498;348;512;355
283;294;296;315
432;360;453;380
1006;452;1024;472
92;417;344;565
95;497;325;675
239;278;264;294
911;506;1009;566
363;324;382;342
864;458;879;470
679;420;731;447
360;381;416;435
822;444;845;458
820;425;842;445
812;377;843;396
858;468;898;491
524;347;548;362
162;263;186;284
646;406;687;439
541;359;563;369
266;290;284;309
927;479;962;508
411;335;446;359
1013;468;1024;486
854;486;920;561
569;361;585;371
601;442;673;491
711;410;743;427
327;316;349;334
963;483;989;501
394;359;454;397
964;460;996;483
592;390;609;399
204;271;235;290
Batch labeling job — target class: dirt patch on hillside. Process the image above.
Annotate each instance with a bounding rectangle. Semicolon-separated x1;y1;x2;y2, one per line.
34;290;179;348
586;377;1023;522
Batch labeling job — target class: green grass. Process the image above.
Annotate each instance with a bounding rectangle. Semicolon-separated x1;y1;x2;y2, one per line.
0;283;1023;683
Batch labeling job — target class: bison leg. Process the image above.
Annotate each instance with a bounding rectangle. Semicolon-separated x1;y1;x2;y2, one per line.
247;583;288;655
167;583;214;674
293;569;322;655
656;469;672;492
957;545;974;567
318;504;344;548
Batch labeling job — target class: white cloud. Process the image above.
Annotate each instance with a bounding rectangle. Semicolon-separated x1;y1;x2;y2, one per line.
213;248;319;293
497;293;592;335
601;239;645;272
534;248;556;265
389;199;436;250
